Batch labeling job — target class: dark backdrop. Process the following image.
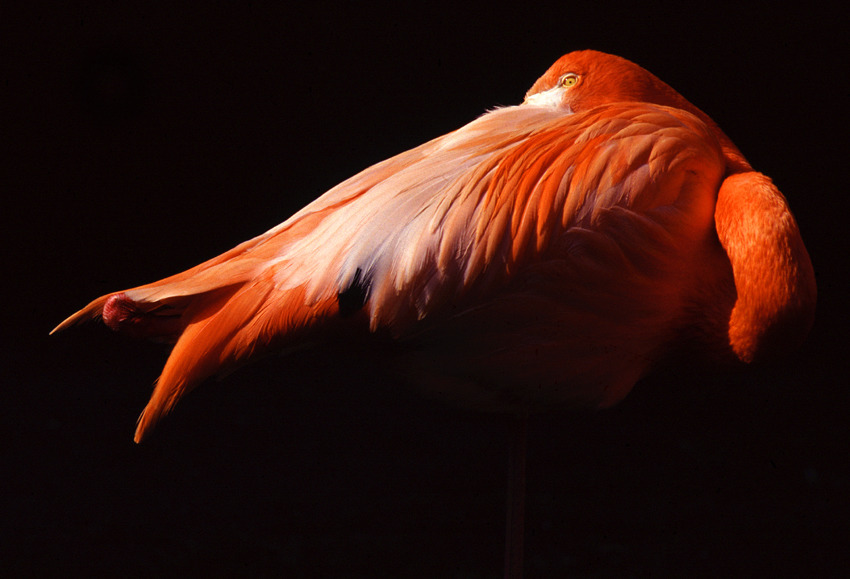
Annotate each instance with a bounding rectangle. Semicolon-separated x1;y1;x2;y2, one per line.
4;2;849;576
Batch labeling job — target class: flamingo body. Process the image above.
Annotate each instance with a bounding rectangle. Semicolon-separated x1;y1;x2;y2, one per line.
53;51;816;442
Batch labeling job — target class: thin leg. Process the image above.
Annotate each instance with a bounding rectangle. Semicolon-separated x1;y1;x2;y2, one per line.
504;413;528;579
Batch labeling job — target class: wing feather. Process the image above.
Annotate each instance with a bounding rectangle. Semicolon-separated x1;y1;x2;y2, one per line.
56;100;726;439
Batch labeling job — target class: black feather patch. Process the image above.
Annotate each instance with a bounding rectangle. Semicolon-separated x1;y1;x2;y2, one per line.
337;267;370;317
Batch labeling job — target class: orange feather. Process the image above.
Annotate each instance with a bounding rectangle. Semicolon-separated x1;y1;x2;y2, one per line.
52;50;816;443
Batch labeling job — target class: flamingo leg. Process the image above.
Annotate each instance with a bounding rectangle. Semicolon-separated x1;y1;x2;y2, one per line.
504;413;528;579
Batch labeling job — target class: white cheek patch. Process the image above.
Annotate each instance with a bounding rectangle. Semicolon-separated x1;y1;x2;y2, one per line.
523;86;571;111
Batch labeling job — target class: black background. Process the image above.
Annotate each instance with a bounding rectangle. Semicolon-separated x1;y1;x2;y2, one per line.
4;2;849;576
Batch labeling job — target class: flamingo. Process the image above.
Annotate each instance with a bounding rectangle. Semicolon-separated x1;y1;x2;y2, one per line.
52;50;816;576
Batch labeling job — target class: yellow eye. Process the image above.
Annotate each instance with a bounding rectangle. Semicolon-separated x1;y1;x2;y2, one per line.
560;73;579;88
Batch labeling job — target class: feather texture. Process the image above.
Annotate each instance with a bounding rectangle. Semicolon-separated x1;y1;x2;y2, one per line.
53;50;815;441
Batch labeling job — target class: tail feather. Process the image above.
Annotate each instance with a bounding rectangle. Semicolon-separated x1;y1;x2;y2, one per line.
133;273;341;442
48;266;253;339
51;204;358;442
49;217;313;337
50;286;243;342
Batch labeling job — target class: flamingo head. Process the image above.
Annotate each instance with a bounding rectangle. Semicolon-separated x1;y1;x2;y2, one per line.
524;50;698;115
525;50;748;170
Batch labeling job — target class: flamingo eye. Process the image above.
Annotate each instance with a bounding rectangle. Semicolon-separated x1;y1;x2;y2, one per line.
559;74;579;88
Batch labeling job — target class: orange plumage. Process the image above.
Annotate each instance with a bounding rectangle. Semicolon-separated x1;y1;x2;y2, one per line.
52;50;816;443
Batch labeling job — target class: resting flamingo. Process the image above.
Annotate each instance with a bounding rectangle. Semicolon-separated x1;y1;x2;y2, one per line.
52;50;816;577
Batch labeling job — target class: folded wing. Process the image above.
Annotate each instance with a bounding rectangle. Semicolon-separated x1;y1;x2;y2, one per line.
53;102;727;441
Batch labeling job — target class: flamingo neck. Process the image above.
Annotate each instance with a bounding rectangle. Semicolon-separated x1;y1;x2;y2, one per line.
714;172;816;363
